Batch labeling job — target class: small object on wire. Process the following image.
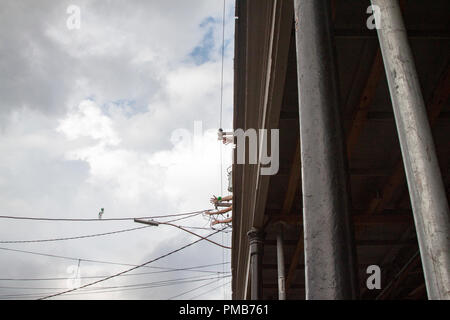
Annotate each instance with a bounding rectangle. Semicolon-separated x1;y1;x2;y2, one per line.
217;129;233;145
98;208;104;220
217;128;224;141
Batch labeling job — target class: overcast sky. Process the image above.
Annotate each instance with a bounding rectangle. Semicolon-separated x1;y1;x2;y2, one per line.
0;0;235;300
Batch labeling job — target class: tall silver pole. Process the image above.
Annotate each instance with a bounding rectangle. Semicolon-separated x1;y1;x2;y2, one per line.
371;0;450;300
293;0;358;299
276;225;286;300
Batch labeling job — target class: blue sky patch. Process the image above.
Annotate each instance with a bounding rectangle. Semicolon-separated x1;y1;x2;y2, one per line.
189;16;218;65
101;99;147;118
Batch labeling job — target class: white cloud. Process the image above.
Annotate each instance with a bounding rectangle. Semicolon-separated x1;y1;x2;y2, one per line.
57;100;121;146
0;0;235;300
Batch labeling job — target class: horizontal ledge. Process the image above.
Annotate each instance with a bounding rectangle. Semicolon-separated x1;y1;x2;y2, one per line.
263;283;305;289
277;167;391;177
334;29;450;39
267;213;413;226
263;239;417;247
281;111;450;121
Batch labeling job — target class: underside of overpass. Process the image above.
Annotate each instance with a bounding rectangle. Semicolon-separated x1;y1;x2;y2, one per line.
231;0;450;300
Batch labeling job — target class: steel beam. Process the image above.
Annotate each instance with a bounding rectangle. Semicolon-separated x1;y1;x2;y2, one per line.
285;234;303;294
376;251;421;300
371;0;450;300
293;0;358;300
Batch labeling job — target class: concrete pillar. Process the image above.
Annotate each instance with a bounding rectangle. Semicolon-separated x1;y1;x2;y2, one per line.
293;0;358;299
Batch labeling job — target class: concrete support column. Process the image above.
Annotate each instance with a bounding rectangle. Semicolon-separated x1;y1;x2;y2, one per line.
371;0;450;300
293;0;358;299
247;228;264;300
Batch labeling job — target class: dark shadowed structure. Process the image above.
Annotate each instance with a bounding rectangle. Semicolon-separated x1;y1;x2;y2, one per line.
231;0;450;300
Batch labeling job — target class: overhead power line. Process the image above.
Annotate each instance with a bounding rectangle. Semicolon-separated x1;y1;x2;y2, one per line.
37;227;227;300
0;246;229;272
0;262;231;282
0;274;231;291
0;225;150;243
0;217;230;244
0;209;206;222
189;280;232;300
162;211;204;223
219;0;226;129
168;278;221;300
178;225;231;232
155;221;231;250
0;275;232;300
0;246;230;272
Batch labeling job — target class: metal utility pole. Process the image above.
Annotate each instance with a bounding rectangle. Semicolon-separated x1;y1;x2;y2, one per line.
293;0;358;299
371;0;450;300
276;224;286;300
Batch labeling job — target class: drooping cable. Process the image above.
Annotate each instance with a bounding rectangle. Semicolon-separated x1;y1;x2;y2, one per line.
189;280;232;300
0;226;149;243
219;0;226;129
37;227;227;300
0;275;232;300
0;209;207;222
0;245;230;272
168;278;221;300
157;221;231;250
0;212;217;244
0;274;231;291
0;262;231;281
